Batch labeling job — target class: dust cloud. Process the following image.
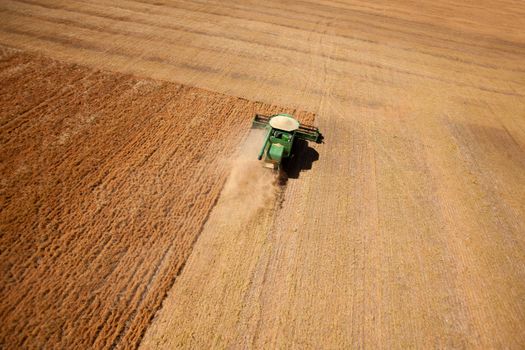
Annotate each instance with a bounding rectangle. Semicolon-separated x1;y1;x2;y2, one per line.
216;129;279;227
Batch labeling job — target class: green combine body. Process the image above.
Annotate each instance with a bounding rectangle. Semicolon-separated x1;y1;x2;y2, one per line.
252;114;322;169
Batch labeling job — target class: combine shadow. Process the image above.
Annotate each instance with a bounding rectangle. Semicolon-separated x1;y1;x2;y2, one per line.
279;138;320;184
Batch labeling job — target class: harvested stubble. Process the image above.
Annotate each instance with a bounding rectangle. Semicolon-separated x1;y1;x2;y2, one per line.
0;46;314;349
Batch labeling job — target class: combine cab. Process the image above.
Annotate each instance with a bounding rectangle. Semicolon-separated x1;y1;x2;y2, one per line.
252;114;322;169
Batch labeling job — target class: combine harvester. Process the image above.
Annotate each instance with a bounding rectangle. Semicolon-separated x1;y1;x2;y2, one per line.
252;114;322;169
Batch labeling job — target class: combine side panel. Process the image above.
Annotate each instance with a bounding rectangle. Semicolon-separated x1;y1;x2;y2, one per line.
257;127;273;160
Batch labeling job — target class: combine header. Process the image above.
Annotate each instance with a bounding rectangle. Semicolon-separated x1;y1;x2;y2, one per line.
252;114;322;169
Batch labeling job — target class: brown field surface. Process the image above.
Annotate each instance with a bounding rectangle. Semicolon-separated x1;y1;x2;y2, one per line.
0;47;313;348
1;0;525;348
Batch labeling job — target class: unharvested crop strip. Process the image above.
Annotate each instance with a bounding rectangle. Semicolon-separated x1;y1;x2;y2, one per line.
0;46;314;348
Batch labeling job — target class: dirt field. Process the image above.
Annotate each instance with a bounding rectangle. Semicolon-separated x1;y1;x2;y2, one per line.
1;0;524;348
0;47;313;348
